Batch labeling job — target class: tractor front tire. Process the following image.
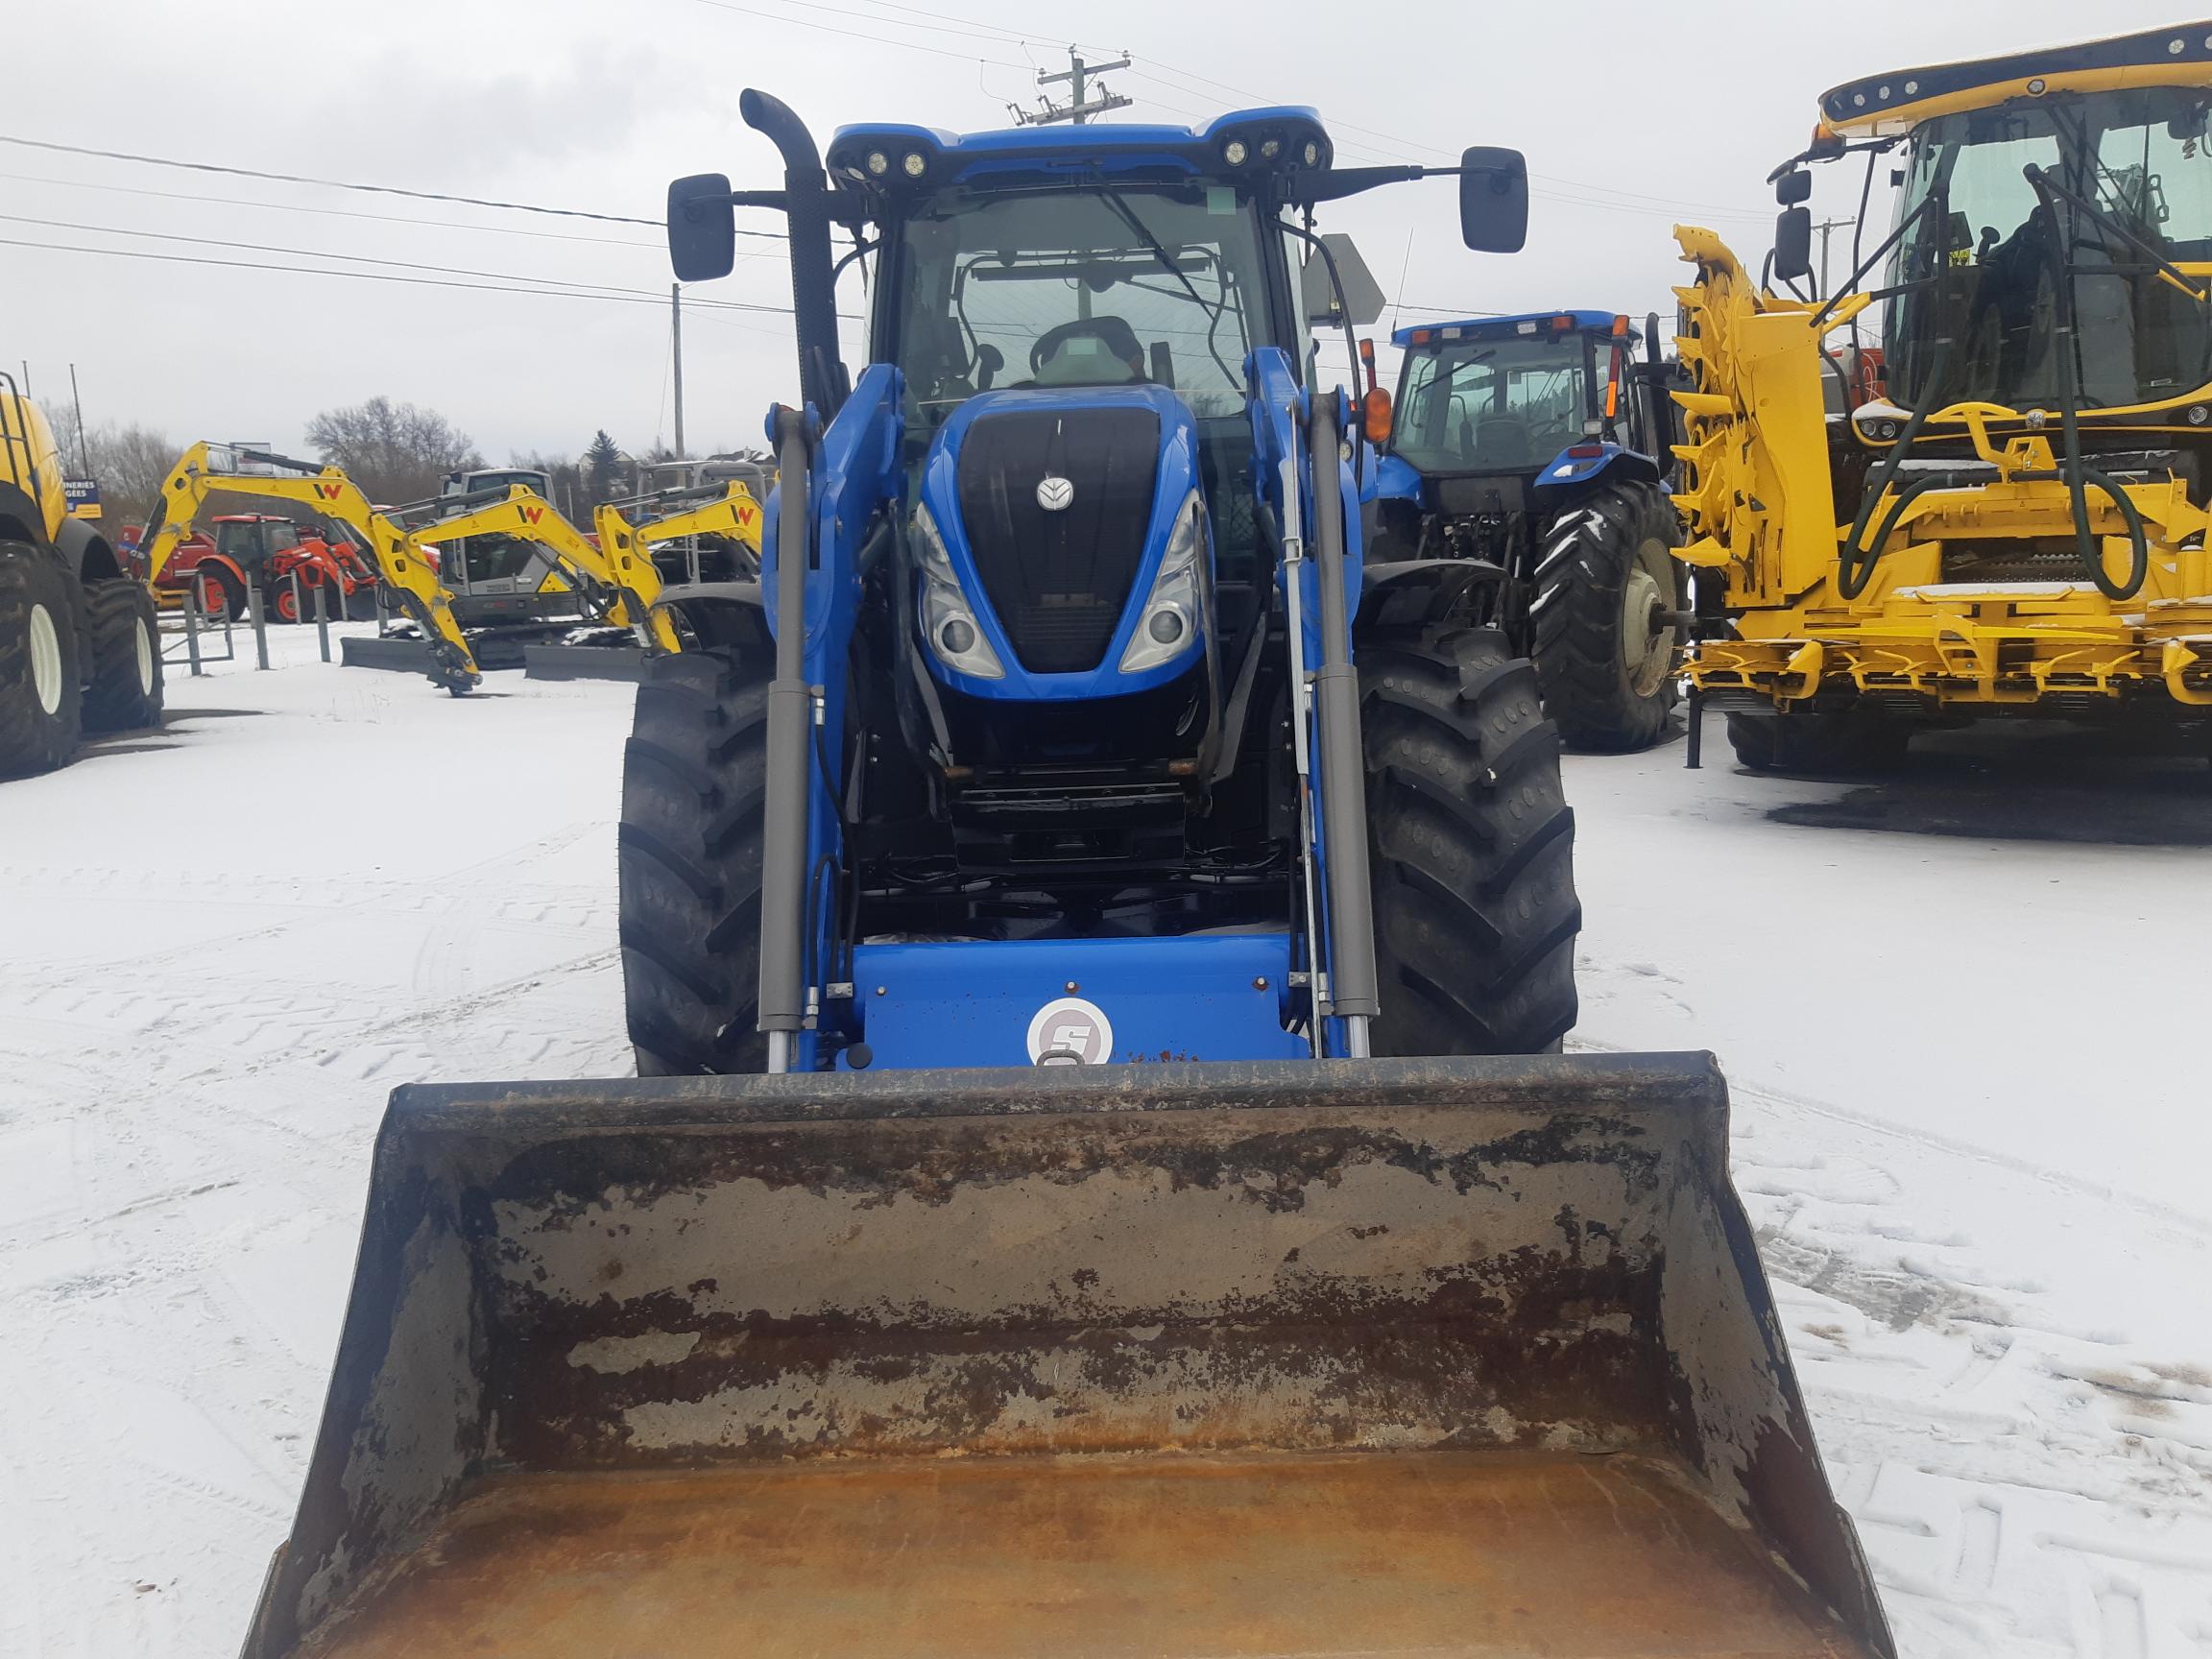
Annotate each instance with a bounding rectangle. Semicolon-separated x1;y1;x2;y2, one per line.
618;644;772;1075
82;580;164;733
0;545;84;777
1530;480;1684;752
1725;708;1911;774
1359;624;1580;1056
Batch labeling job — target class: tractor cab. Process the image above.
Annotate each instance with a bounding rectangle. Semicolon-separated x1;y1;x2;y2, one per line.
211;514;302;569
1378;312;1666;503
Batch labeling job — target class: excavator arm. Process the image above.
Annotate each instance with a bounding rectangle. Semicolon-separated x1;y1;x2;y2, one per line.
141;443;480;692
409;488;683;655
594;481;762;584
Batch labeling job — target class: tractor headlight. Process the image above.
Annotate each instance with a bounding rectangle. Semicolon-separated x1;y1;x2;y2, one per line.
1119;491;1207;675
913;502;1003;680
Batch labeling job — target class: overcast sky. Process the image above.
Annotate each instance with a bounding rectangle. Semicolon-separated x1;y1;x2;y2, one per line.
8;1;2199;465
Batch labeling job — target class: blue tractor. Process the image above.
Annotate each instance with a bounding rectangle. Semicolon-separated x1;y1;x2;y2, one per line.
1372;310;1688;751
228;93;1894;1659
623;97;1584;1072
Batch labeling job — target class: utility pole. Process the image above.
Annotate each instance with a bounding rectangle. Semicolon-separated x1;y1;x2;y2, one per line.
670;283;686;460
1813;217;1855;296
68;363;90;474
1016;47;1132;126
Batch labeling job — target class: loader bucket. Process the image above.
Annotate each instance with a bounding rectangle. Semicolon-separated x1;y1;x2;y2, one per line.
243;1054;1892;1659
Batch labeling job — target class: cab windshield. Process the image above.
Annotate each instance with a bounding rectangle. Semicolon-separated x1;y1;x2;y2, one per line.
893;182;1271;421
1886;86;2212;410
1393;335;1594;473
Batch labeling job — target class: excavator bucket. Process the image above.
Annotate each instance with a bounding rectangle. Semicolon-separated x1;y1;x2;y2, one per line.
242;1054;1892;1659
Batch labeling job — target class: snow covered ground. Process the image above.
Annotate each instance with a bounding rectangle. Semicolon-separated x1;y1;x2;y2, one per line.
0;627;2207;1657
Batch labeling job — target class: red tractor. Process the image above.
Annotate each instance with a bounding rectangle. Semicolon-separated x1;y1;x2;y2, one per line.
151;514;379;622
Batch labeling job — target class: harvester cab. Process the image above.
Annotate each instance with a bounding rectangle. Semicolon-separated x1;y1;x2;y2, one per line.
1373;310;1689;750
1675;21;2212;768
235;93;1894;1659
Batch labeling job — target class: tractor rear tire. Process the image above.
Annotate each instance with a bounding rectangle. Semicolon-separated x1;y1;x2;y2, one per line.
1359;624;1580;1056
82;580;163;733
1726;708;1911;774
618;643;773;1075
204;568;247;624
0;545;84;777
1530;480;1684;752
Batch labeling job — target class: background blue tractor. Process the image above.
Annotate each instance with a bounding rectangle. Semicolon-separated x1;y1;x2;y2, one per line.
623;96;1583;1072
1371;311;1688;752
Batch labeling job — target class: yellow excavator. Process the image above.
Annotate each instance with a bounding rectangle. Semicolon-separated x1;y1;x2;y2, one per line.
141;446;717;688
141;444;482;693
1672;21;2212;768
517;477;763;680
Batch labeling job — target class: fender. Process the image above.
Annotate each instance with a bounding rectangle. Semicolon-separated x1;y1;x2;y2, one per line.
54;517;124;582
1355;557;1505;633
659;578;772;653
1527;441;1662;505
1371;450;1423;508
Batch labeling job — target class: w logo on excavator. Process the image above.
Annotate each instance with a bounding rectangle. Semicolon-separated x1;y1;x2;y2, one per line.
522;506;544;524
315;483;343;499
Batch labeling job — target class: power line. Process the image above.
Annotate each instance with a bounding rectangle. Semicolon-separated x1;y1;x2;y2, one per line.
0;212;796;313
0;169;665;249
0;235;808;334
682;0;1026;65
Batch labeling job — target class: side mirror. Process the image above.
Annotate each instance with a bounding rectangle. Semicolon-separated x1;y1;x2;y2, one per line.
1773;205;1814;282
667;173;736;282
1775;169;1813;206
1458;146;1528;252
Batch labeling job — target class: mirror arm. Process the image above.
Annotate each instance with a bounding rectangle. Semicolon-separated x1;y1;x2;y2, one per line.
1280;213;1366;487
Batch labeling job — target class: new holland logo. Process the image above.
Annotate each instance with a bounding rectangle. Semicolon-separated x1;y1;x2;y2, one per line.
1025;996;1113;1066
1035;474;1074;513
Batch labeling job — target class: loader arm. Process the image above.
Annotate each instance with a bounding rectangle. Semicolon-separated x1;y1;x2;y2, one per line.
413;488;681;654
140;443;479;691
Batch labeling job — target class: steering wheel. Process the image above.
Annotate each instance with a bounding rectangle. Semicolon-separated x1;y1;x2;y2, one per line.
1029;317;1144;381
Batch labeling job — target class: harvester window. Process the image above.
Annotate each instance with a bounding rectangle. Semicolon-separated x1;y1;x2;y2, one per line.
1887;89;2212;412
895;184;1266;421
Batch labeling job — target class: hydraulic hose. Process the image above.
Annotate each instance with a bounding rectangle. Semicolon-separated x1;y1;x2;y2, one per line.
1838;339;1952;600
2064;467;2151;600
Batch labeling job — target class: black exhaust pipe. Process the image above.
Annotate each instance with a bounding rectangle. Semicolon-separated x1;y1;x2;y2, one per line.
740;89;849;421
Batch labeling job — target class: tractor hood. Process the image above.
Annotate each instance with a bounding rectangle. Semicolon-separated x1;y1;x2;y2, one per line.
914;384;1208;701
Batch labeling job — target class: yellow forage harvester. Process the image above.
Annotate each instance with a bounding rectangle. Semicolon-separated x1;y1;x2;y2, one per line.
1672;21;2212;768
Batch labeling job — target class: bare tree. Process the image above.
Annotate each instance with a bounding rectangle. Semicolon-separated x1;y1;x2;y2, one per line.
47;411;180;528
306;396;484;503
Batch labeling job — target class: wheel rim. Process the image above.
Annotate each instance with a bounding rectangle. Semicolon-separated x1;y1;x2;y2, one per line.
134;613;156;695
1618;536;1678;699
28;603;63;715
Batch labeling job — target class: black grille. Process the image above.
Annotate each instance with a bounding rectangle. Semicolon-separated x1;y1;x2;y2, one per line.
954;404;1161;674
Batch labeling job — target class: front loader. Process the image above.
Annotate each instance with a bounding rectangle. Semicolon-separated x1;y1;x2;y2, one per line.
242;95;1892;1659
1674;21;2212;769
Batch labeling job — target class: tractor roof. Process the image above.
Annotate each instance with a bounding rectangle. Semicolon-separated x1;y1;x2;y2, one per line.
1392;311;1630;349
825;108;1335;190
1820;20;2212;138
